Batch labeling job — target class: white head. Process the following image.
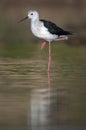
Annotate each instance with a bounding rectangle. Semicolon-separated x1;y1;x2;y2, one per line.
28;10;39;21
18;10;39;23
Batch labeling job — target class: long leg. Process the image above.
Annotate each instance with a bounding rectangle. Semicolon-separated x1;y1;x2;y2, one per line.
48;41;51;72
48;41;51;105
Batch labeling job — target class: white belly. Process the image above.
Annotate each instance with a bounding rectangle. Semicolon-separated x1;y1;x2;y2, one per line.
31;22;58;41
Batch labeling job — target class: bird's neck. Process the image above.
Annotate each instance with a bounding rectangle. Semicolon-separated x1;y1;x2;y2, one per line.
31;18;40;28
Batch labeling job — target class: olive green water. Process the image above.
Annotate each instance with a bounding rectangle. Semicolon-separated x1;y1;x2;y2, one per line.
0;42;86;130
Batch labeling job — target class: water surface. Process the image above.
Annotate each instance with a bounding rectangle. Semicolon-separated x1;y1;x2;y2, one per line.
0;42;86;129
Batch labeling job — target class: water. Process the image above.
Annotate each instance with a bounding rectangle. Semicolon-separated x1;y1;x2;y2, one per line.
0;43;86;130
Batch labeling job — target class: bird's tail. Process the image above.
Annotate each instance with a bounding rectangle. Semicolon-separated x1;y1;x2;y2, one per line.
65;31;72;35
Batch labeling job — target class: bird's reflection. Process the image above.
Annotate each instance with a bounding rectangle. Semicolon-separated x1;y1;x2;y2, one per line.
29;88;50;125
29;71;54;126
28;70;69;128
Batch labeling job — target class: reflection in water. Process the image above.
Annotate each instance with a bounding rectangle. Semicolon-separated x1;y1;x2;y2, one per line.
0;42;86;129
29;88;62;127
30;88;50;126
29;68;54;126
29;70;69;127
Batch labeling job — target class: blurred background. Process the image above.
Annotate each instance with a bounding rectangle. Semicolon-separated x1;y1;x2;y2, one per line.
0;0;86;46
0;0;86;129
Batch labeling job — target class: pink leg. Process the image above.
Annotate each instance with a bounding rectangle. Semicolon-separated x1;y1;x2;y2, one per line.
41;41;47;49
48;68;51;105
48;41;51;72
56;36;68;41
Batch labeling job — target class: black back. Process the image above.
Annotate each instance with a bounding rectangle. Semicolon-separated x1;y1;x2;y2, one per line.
40;19;71;36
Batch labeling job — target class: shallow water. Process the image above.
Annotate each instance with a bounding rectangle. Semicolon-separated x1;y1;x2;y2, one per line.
0;42;86;129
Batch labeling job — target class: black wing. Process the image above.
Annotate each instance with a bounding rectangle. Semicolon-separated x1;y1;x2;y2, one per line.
40;19;71;36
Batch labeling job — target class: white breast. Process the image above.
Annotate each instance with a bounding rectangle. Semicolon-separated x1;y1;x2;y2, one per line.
30;21;58;41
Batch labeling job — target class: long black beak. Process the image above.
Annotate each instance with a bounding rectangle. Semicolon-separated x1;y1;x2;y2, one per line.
18;16;28;23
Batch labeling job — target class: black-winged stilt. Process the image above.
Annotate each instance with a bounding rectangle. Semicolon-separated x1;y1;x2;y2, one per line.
19;10;71;72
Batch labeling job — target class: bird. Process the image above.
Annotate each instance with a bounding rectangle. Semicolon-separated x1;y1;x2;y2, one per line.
18;10;71;72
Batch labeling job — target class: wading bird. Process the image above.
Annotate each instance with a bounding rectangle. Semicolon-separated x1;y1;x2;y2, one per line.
19;10;71;72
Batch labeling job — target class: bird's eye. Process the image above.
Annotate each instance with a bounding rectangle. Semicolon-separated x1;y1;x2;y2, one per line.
31;13;33;15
